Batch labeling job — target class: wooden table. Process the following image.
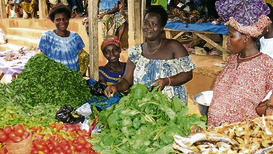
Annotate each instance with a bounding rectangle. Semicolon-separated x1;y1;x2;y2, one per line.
164;28;229;61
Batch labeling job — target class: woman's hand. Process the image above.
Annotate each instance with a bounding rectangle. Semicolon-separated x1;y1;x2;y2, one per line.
151;78;169;90
256;96;273;116
256;101;268;116
104;85;117;98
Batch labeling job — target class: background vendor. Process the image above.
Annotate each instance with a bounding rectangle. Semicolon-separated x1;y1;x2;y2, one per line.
38;4;87;74
208;0;273;127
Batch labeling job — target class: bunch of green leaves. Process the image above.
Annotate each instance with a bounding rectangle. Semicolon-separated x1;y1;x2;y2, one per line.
9;54;91;108
0;84;59;128
91;84;207;153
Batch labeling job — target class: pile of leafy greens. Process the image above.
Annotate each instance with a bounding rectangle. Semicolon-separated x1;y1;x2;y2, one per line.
9;54;91;108
0;54;91;128
91;84;207;153
0;84;60;128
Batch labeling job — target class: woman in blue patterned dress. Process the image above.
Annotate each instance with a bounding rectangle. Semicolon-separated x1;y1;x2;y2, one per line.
38;4;85;71
104;5;195;104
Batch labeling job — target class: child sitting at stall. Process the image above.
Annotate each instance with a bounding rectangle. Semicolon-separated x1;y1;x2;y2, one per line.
99;36;126;85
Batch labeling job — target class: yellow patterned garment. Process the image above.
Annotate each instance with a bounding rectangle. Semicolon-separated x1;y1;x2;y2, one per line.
151;0;167;10
78;49;89;76
264;0;273;6
20;1;32;13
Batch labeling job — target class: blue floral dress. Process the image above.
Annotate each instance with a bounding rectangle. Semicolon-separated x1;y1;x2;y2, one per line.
38;30;85;71
129;44;195;104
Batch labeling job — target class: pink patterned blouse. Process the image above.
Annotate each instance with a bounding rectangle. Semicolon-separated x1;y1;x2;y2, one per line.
208;53;273;127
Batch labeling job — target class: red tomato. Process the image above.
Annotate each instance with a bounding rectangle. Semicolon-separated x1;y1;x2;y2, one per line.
31;149;39;154
13;124;25;130
76;136;87;145
85;142;92;149
14;127;24;137
41;147;50;154
0;130;8;142
3;126;12;135
9;131;22;143
79;148;89;154
10;136;22;143
33;143;45;151
0;147;8;154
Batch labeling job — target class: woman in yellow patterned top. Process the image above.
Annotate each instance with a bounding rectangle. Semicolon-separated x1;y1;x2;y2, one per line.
99;36;126;85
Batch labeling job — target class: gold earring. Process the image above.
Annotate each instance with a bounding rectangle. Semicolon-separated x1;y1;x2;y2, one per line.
267;27;269;33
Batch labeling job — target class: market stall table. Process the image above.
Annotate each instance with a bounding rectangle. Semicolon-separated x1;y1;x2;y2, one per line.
0;49;38;83
164;21;229;60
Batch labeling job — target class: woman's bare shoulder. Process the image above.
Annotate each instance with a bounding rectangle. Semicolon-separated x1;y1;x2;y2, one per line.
165;39;188;57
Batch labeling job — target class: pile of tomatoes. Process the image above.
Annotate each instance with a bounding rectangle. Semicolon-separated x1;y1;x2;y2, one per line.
0;123;97;154
31;122;96;154
0;124;30;153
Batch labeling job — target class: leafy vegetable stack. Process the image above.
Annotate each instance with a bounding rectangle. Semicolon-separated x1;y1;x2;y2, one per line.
91;84;207;153
9;54;91;108
0;54;92;128
0;84;59;127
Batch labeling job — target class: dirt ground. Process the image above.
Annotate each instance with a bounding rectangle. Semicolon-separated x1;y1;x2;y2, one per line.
185;54;224;115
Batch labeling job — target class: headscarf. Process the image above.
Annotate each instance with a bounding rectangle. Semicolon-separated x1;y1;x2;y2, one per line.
101;36;121;51
215;0;272;37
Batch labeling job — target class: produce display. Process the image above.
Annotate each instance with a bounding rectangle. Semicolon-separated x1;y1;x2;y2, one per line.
9;54;91;108
0;54;91;128
0;84;59;128
173;116;273;153
91;84;207;153
0;123;97;154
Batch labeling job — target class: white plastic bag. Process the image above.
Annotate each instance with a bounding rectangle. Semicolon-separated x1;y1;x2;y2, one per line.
76;103;92;117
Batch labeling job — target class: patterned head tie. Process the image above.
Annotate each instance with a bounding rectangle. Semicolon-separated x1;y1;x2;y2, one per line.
215;0;272;37
101;36;121;51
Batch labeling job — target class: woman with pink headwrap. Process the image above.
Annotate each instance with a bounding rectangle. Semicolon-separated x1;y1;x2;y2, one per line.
208;0;273;127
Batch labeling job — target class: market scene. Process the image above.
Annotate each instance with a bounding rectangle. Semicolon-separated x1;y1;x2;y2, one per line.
0;0;272;153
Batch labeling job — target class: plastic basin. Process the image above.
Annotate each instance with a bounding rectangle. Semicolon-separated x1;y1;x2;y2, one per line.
193;90;213;115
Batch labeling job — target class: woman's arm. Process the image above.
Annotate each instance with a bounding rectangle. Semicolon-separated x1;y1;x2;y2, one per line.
104;59;135;97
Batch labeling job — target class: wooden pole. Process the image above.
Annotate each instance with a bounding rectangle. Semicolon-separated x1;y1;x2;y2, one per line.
128;0;142;48
0;0;7;18
39;0;48;19
141;0;146;42
128;0;135;48
88;0;99;80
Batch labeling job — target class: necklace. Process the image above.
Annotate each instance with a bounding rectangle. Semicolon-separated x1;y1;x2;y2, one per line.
149;39;163;55
238;52;262;61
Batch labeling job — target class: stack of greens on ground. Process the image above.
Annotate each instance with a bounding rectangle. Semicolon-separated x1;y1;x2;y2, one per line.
0;54;91;128
91;84;207;153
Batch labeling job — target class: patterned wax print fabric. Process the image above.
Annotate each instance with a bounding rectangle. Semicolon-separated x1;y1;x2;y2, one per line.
99;62;126;85
100;11;126;39
99;0;119;10
208;53;273;127
20;1;32;13
129;44;196;104
215;0;270;25
38;30;85;71
49;0;69;5
260;36;273;58
151;0;167;10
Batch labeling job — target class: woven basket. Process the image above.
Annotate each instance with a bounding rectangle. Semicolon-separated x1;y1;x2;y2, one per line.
6;134;32;154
